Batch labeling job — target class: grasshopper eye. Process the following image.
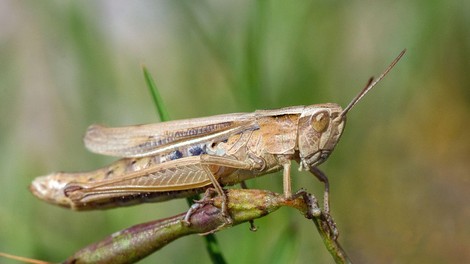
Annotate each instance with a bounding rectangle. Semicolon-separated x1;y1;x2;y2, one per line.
312;112;330;132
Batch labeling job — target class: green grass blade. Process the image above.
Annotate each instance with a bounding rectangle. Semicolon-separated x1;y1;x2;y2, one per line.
142;66;227;264
143;65;170;121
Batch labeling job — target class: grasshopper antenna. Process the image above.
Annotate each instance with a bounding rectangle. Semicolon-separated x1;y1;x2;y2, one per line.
340;49;406;118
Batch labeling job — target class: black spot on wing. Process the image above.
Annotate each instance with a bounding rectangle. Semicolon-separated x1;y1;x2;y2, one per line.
188;145;206;156
169;150;183;160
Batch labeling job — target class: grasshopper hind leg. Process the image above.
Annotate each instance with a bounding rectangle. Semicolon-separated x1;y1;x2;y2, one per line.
182;154;261;230
182;188;219;226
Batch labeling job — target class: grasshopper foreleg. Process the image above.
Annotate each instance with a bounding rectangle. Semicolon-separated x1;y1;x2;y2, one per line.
308;166;339;239
308;166;330;214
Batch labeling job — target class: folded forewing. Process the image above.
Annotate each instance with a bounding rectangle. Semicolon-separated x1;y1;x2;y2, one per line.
84;112;258;158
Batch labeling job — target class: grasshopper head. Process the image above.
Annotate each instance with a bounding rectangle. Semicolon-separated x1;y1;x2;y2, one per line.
297;104;346;170
297;49;406;170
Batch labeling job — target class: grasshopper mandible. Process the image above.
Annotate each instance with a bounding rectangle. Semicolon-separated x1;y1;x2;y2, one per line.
30;50;405;225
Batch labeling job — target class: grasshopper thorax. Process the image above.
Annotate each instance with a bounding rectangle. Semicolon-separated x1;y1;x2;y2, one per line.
297;103;346;170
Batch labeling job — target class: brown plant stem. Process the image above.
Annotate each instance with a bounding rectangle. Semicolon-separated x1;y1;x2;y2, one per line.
63;189;350;264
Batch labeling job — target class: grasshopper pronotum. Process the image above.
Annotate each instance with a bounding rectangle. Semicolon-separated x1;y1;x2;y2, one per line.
30;50;405;226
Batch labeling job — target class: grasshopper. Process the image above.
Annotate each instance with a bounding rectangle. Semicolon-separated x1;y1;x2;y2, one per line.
30;50;405;225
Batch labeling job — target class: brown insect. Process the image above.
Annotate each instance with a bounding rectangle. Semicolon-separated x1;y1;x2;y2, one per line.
30;50;406;224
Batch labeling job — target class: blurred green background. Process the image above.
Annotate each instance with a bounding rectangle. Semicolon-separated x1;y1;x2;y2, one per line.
1;1;469;263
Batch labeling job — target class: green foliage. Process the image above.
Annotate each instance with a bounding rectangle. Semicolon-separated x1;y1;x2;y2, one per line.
1;1;469;263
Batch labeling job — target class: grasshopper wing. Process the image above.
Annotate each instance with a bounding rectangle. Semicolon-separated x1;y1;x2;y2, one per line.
84;113;258;158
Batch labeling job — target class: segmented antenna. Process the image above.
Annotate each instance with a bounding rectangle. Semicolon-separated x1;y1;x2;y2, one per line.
340;49;406;118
